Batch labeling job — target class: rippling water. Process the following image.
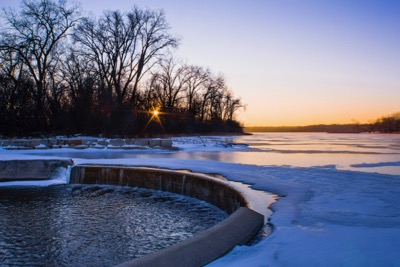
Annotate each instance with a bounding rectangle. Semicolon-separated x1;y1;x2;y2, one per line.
0;185;227;266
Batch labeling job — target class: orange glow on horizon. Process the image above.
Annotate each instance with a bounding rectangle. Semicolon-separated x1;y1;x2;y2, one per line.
239;110;398;127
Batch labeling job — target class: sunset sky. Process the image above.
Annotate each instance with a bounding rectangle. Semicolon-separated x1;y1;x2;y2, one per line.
1;0;399;126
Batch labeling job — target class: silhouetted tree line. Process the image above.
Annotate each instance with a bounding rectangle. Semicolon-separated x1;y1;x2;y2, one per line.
370;112;400;133
246;124;370;133
246;112;400;133
0;0;244;137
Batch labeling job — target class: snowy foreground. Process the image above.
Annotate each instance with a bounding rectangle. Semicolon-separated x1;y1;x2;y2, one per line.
1;134;400;267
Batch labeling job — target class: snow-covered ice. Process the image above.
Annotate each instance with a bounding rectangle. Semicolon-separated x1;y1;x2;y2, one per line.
0;133;399;266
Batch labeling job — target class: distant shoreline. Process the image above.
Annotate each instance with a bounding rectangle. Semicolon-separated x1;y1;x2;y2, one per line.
245;124;399;134
245;113;400;133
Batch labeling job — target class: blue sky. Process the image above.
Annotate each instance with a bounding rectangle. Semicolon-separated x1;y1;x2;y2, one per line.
1;0;399;126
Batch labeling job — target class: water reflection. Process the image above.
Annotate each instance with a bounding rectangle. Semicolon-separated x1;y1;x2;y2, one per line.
26;133;400;175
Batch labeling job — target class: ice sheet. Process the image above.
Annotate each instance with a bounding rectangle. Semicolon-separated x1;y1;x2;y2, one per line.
1;133;399;266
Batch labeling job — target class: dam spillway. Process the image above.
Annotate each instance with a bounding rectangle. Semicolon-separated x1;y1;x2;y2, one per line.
0;160;266;267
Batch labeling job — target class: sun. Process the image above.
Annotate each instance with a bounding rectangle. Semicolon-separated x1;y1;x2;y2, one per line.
142;108;165;133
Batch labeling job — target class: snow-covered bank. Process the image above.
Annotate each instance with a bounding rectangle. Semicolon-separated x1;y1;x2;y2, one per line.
206;163;400;267
1;133;399;266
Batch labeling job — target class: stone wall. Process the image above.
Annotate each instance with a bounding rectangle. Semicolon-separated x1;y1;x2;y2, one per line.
0;138;175;150
0;159;73;182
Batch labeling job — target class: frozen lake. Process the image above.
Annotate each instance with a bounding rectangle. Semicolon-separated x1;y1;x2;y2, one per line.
21;132;400;176
1;132;399;266
233;133;400;175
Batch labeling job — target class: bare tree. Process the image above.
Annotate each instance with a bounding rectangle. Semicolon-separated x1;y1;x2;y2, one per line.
0;46;24;106
185;65;210;115
199;74;225;122
0;0;80;128
149;57;188;111
0;1;244;136
62;50;97;109
60;50;99;132
222;90;243;121
74;7;179;107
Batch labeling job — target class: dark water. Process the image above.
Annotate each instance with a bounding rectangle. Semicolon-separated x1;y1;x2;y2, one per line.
0;185;227;267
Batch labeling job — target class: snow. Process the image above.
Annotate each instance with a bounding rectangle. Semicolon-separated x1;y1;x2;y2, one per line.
208;166;400;267
1;133;400;266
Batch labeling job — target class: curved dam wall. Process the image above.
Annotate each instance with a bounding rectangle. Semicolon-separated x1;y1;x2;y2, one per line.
116;207;264;267
70;165;248;214
70;165;265;267
0;161;264;267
